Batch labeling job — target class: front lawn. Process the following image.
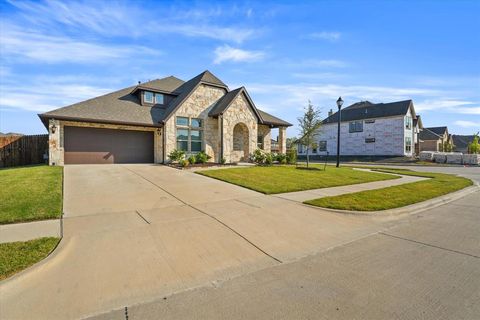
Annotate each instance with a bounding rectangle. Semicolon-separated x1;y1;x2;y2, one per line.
197;165;399;194
0;165;63;224
305;168;473;211
0;237;60;280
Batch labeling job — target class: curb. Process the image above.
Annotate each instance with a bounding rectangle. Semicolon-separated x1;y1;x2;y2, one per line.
305;183;479;217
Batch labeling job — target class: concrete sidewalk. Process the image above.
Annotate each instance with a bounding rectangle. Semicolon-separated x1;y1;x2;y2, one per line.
274;170;427;202
0;219;61;243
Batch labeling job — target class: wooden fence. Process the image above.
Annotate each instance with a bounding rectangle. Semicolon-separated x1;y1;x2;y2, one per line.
0;135;49;168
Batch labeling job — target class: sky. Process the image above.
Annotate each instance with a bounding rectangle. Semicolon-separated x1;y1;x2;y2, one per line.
0;0;479;138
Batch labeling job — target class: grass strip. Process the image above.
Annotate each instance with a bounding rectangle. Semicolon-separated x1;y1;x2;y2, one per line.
0;237;60;280
304;168;473;211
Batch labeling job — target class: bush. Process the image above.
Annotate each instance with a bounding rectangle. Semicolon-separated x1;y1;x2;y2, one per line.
178;159;189;167
286;148;297;164
276;153;287;163
188;155;196;165
251;149;266;164
195;151;211;164
265;153;273;166
168;149;185;162
221;157;226;165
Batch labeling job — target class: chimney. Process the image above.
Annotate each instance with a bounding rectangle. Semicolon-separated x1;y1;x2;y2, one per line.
328;109;333;117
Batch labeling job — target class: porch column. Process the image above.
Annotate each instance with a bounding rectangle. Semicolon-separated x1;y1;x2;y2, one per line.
279;126;287;154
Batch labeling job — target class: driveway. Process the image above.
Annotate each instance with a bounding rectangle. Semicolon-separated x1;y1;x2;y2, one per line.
0;164;384;320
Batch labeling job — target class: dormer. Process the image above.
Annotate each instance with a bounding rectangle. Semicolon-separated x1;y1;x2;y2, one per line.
130;83;179;107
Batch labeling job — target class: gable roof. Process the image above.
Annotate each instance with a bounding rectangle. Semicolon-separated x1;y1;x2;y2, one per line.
425;126;448;136
419;128;442;141
323;100;414;124
209;87;292;127
452;135;475;149
38;70;291;128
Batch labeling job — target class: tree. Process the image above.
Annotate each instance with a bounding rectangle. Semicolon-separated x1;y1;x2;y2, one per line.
296;100;322;168
286;137;297;149
468;132;479;154
442;141;453;152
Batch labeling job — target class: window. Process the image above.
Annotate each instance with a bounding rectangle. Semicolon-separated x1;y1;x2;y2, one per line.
154;93;164;104
312;146;317;153
176;117;203;153
405;116;412;129
349;121;363;133
365;138;375;143
319;141;327;152
405;137;412;152
257;135;264;149
144;91;154;103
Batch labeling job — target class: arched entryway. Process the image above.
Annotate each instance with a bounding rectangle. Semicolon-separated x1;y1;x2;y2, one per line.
232;122;249;162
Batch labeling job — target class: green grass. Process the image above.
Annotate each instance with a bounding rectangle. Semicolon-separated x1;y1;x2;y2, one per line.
197;165;400;194
305;168;473;211
0;237;60;280
0;165;63;224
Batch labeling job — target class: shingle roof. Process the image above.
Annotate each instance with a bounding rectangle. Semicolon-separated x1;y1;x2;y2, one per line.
258;110;292;127
39;70;291;128
323;100;414;124
209;87;243;117
419;128;442;141
452;135;475;149
425;126;447;136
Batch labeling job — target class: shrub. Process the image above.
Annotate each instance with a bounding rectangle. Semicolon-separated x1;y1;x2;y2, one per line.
276;153;287;163
265;153;273;166
251;149;266;164
168;149;185;162
195;151;211;164
221;157;226;165
178;159;189;167
188;155;196;165
286;148;297;164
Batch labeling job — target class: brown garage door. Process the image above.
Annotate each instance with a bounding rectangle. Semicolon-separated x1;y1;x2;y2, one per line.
64;126;154;164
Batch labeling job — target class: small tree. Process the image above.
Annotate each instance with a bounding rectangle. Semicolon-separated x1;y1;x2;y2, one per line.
468;132;479;154
442;141;453;152
296;101;322;168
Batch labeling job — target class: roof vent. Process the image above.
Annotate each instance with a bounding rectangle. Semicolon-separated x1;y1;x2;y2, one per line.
138;81;141;85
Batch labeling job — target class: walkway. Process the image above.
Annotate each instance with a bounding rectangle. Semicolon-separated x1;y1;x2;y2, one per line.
0;219;61;244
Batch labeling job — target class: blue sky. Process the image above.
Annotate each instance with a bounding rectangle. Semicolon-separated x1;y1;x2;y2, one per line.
0;0;479;137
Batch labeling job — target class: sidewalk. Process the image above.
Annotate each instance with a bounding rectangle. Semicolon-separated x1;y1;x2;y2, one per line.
0;219;61;243
273;170;427;202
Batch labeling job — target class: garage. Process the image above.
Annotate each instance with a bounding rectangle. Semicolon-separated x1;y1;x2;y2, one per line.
64;126;154;164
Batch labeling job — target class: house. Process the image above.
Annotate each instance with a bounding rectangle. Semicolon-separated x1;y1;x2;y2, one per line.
451;135;476;153
271;138;279;153
39;71;291;165
418;126;452;152
298;100;419;157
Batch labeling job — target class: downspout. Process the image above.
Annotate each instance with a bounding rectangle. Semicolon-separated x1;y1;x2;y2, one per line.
220;114;224;163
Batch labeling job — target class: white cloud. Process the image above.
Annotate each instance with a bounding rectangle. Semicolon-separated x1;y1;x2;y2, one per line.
6;0;258;43
415;100;480;114
454;120;480;128
214;45;265;64
0;77;113;112
307;31;341;41
0;25;160;63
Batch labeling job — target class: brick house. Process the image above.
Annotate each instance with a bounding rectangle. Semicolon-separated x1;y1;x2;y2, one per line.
297;100;419;157
39;71;291;165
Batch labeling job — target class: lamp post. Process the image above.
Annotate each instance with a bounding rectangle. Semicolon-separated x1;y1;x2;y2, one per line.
336;96;343;167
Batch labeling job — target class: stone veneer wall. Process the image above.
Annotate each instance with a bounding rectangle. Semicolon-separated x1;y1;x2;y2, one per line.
222;93;260;163
257;124;272;152
48;119;162;165
164;84;226;162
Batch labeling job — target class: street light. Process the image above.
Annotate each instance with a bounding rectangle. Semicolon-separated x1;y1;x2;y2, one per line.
336;97;343;167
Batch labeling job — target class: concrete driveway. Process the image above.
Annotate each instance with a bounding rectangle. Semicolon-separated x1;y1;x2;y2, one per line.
0;164;384;320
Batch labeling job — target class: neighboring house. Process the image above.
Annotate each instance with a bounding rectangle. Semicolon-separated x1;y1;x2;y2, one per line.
298;100;418;157
451;135;476;153
271;138;279;153
39;71;291;165
418;126;452;152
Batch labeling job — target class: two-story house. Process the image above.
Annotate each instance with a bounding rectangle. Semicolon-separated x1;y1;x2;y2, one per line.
297;100;419;158
418;126;452;152
39;70;291;165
